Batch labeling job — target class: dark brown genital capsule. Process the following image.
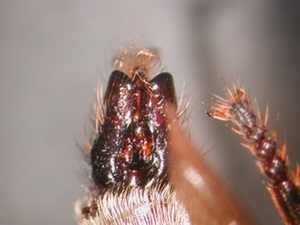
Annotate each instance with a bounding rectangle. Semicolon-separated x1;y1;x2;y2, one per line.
91;61;176;191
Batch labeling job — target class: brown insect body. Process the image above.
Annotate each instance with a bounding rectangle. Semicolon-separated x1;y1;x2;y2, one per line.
76;48;256;225
76;48;191;224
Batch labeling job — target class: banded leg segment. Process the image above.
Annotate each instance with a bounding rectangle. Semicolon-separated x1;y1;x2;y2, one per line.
207;87;300;225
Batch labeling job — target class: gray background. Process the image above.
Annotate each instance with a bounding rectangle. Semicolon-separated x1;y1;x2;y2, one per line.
1;1;300;225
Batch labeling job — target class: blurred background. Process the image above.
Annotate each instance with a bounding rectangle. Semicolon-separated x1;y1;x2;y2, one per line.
1;1;300;224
